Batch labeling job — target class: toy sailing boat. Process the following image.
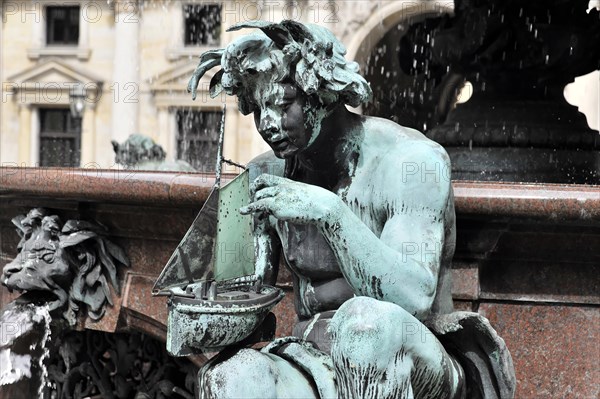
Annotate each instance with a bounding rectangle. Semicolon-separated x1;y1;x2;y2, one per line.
152;108;284;356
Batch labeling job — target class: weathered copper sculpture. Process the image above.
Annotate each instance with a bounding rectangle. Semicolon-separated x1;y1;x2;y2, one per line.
112;133;196;171
0;208;132;397
183;21;515;398
44;330;196;399
1;208;129;325
372;0;600;183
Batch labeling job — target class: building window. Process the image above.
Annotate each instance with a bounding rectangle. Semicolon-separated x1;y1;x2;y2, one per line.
46;6;80;45
39;108;81;167
176;110;221;171
183;4;221;45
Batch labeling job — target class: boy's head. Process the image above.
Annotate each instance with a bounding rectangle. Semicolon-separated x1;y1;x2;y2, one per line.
188;20;372;158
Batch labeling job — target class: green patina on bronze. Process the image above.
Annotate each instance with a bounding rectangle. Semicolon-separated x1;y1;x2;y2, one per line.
213;171;254;281
112;133;196;171
181;20;516;399
1;208;129;325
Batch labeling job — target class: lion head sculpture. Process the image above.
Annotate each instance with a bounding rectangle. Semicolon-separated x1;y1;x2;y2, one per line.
1;208;129;325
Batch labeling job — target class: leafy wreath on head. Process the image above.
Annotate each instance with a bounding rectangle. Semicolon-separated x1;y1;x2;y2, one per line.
187;20;372;115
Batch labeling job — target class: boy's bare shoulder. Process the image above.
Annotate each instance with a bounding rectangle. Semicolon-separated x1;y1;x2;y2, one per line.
247;151;285;180
361;116;450;166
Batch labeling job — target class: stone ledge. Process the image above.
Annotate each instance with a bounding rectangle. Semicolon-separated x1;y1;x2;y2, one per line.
27;46;92;60
165;46;216;61
1;168;598;221
0;167;229;207
453;180;600;221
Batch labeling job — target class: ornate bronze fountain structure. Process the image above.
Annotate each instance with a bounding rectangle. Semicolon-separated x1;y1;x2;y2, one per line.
368;0;600;183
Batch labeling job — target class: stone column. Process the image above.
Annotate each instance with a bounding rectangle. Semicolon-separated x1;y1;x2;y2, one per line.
18;104;32;165
111;0;140;143
157;108;172;161
223;101;240;163
167;108;178;161
30;108;39;165
31;11;43;48
80;105;96;166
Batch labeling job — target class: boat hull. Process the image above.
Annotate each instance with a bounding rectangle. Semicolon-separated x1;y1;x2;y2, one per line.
166;285;284;356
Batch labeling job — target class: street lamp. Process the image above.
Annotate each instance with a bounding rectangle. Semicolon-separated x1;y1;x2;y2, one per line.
69;83;86;119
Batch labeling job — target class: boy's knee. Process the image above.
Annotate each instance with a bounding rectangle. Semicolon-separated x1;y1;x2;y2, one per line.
330;297;422;365
200;349;278;399
331;297;415;338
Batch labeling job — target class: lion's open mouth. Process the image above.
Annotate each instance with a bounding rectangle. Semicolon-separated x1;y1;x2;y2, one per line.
17;290;58;306
3;273;58;302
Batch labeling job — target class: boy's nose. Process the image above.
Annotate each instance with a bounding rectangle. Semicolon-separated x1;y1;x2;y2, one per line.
259;117;283;141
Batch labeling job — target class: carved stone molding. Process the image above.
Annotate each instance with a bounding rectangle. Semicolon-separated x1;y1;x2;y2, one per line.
1;208;129;326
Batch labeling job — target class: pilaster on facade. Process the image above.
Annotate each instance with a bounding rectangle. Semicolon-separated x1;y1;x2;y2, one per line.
111;0;141;142
81;104;97;166
18;104;32;165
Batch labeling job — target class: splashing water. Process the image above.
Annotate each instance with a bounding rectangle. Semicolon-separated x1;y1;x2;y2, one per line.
0;302;52;396
36;305;51;398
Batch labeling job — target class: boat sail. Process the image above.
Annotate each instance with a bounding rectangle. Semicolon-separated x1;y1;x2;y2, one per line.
152;107;283;356
152;170;255;296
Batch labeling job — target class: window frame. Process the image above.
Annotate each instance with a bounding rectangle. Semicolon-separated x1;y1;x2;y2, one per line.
27;1;91;60
39;108;82;168
45;5;81;46
175;109;223;172
166;2;223;61
182;3;222;46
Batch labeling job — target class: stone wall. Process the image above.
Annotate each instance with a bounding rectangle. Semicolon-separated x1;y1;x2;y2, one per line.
1;169;598;397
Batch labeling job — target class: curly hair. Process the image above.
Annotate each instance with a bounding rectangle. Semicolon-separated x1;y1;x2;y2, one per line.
188;20;372;115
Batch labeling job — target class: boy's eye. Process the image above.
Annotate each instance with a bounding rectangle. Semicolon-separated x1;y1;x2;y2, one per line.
41;253;55;263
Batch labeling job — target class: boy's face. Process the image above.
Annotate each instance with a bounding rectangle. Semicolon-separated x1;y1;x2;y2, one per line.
251;83;322;159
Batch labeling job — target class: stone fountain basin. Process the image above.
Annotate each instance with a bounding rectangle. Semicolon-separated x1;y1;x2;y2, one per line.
166;285;284;356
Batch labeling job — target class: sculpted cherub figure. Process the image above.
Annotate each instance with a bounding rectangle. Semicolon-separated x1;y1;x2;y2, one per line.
188;20;515;399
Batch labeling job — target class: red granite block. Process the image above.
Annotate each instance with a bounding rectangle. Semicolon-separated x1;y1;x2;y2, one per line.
272;287;297;338
451;261;480;300
453;299;474;312
479;302;600;398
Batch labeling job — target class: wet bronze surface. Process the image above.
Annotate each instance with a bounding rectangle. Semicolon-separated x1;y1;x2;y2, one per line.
1;168;598;397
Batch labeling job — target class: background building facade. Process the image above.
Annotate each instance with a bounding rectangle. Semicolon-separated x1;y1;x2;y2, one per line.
1;0;598;171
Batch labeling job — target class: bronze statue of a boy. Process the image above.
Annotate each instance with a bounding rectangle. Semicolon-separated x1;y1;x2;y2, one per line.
188;20;514;399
